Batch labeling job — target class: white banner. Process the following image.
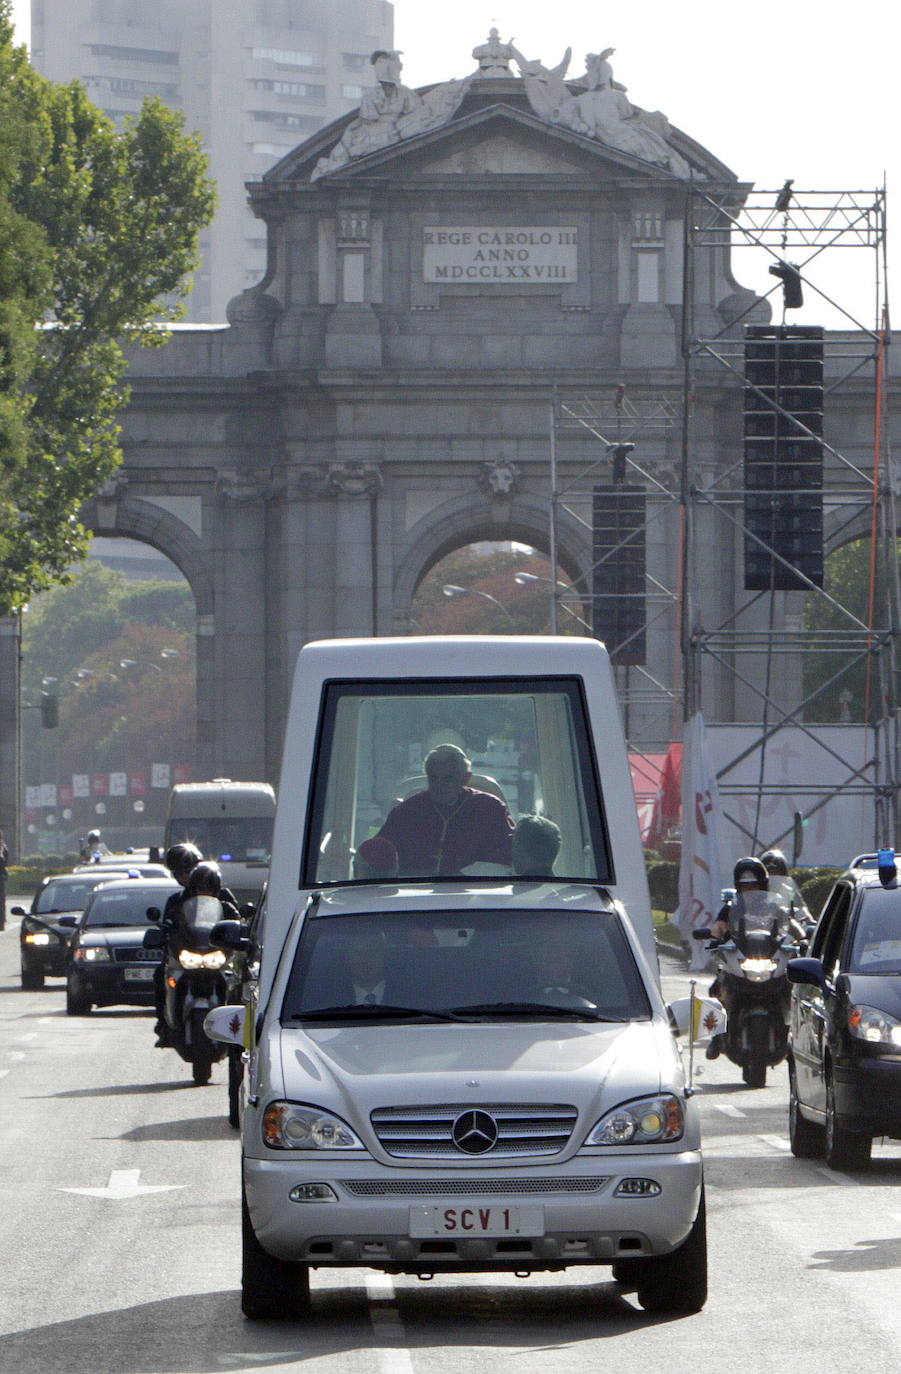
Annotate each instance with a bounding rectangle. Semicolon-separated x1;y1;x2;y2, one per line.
72;774;90;799
677;713;730;970
109;772;127;797
39;783;57;808
25;786;40;809
151;763;171;790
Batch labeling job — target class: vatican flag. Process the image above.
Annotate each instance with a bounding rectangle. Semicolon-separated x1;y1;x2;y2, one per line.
668;994;727;1044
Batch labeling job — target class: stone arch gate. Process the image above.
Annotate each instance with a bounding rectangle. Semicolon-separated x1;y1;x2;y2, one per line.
40;53;891;799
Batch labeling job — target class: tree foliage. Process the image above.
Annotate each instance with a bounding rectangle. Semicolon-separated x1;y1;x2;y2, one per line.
412;545;588;636
802;538;895;722
0;2;215;612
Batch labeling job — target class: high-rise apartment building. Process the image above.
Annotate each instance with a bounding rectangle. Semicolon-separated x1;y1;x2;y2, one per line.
31;0;394;320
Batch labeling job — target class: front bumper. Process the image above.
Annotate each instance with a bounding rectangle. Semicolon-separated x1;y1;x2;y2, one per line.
71;963;158;1007
21;941;69;976
243;1151;703;1270
834;1055;901;1135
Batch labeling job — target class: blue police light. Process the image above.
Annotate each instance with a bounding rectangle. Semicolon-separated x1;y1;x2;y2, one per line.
878;848;896;887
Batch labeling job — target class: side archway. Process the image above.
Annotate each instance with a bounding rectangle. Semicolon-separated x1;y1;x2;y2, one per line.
83;495;214;617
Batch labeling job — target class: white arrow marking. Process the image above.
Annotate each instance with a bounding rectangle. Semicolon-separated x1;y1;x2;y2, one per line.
59;1169;185;1200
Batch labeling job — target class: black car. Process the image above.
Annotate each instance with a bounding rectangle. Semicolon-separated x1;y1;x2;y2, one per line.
14;870;136;989
788;857;901;1170
66;877;180;1015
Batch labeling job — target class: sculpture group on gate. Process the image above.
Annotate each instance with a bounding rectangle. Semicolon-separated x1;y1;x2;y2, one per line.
312;33;693;181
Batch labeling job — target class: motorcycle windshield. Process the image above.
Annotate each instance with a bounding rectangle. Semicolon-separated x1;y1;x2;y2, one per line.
176;895;225;949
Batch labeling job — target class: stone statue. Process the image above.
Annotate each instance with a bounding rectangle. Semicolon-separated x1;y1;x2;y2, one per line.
472;28;516;78
313;50;473;179
511;45;573;121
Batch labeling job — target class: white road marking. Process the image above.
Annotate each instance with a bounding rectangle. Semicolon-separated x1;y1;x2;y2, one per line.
59;1169;185;1200
815;1166;860;1186
759;1134;791;1152
17;1033;36;1042
366;1273;415;1374
7;1052;25;1062
0;1070;8;1080
715;1103;746;1117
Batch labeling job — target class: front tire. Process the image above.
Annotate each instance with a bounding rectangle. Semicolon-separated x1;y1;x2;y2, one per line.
242;1186;311;1319
630;1188;708;1314
788;1059;823;1158
66;977;92;1016
744;1017;768;1089
21;964;44;991
825;1074;871;1171
190;1008;213;1086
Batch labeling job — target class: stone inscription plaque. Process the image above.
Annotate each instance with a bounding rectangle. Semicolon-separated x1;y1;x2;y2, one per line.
423;227;578;283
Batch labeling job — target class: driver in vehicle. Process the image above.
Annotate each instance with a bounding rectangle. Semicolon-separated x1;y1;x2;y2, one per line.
376;743;514;877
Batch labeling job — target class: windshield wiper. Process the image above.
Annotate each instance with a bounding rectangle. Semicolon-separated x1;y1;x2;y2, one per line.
449;1001;626;1022
286;1003;471;1023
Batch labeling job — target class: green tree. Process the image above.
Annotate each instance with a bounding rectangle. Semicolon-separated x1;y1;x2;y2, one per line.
0;3;215;611
802;538;895;722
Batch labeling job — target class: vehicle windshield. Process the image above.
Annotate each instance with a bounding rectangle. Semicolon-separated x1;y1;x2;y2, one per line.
303;677;611;887
282;908;651;1023
168;816;273;863
34;875;129;914
83;888;178;928
849;889;901;973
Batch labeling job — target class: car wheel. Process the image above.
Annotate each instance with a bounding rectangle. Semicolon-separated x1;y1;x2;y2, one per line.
65;977;92;1016
632;1187;707;1315
744;1018;768;1089
241;1184;311;1319
788;1060;824;1158
228;1046;243;1129
21;964;44;991
825;1074;871;1171
190;1008;214;1086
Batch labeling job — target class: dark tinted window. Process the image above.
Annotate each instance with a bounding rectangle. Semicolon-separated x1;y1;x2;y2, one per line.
83;887;178;928
282;908;650;1022
848;888;901;974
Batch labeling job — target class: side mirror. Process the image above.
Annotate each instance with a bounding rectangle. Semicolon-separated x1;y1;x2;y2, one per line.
787;956;825;990
240;902;256;922
142;926;165;949
57;915;78;928
145;907;161;922
148;846;161;864
209;919;251;953
10;906;26;917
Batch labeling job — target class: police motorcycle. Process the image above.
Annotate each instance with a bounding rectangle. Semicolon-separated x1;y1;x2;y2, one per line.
145;894;230;1085
694;857;802;1089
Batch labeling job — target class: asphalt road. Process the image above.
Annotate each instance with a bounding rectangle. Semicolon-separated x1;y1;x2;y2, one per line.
3;916;901;1373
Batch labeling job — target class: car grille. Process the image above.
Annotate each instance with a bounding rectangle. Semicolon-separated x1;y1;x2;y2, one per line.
112;947;161;963
370;1104;579;1159
343;1177;609;1197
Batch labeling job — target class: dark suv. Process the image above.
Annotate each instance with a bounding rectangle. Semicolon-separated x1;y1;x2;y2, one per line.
788;857;901;1169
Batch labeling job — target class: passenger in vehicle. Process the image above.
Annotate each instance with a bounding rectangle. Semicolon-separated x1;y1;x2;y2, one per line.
512;815;561;877
376;743;514;876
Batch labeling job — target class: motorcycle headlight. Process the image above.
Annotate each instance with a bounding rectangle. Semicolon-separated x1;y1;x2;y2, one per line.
178;948;227;970
739;957;777;981
583;1094;684;1147
848;1004;901;1047
262;1101;364;1151
201;950;226;969
74;947;111;962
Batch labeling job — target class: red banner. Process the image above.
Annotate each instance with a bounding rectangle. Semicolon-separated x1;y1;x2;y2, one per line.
92;773;109;797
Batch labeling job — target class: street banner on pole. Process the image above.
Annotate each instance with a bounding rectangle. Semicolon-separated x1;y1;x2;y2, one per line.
677;711;729;971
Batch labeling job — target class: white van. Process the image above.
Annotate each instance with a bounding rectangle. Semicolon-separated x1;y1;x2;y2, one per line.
206;638;706;1318
164;780;275;904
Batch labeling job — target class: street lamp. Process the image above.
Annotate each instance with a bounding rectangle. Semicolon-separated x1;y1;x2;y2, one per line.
513;572;592;633
441;584;514;624
119;658;162;674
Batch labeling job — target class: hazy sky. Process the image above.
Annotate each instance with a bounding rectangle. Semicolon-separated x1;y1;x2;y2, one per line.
8;0;896;326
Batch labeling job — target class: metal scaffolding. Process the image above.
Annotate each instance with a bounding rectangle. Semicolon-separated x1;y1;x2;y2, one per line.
548;183;898;857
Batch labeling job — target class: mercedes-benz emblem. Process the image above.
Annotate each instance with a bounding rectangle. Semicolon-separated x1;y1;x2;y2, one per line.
452;1109;499;1155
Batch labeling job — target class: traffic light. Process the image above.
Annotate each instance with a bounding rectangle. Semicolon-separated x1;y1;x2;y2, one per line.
743;324;824;591
592;484;646;665
40;690;59;728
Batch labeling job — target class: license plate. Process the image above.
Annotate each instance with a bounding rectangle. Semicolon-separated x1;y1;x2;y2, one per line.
123;967;155;982
409;1205;544;1238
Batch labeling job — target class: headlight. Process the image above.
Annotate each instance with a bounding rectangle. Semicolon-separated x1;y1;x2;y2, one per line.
24;932;52;945
848;1004;901;1047
178;949;226;970
739;957;777;981
583;1094;684;1147
262;1101;364;1151
74;947;111;962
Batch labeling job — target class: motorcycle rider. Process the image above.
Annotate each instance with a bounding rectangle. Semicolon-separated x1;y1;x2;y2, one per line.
758;848;811;929
707;856;779;1060
153;842;203;1046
